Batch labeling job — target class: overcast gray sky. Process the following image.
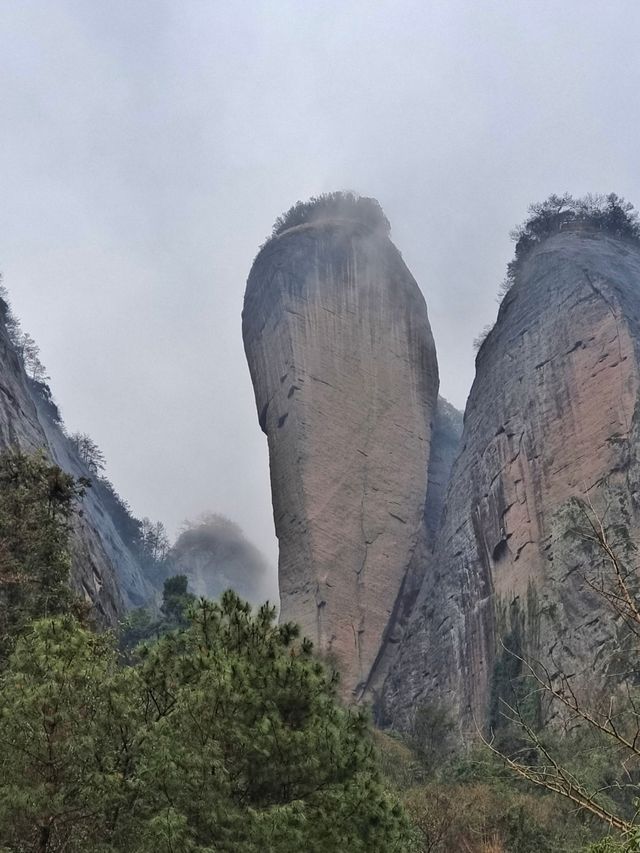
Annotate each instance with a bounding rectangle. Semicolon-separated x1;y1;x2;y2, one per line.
2;1;640;569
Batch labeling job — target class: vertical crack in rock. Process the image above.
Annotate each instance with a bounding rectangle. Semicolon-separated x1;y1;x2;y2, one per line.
354;394;377;689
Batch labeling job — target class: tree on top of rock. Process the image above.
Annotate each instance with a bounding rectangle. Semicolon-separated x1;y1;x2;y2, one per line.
271;191;391;238
508;193;640;275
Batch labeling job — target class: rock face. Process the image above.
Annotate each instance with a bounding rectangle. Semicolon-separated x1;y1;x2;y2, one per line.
167;514;276;607
382;227;640;732
0;309;152;623
243;204;439;696
365;395;463;700
424;398;464;542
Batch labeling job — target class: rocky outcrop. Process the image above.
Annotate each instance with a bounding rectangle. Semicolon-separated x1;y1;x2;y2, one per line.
0;309;152;623
243;198;439;697
382;227;640;732
167;514;276;607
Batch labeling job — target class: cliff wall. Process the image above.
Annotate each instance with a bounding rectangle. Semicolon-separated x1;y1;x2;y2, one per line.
365;395;462;701
0;312;152;623
382;229;640;731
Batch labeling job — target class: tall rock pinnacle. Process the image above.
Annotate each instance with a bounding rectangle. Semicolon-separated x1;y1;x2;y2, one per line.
243;193;439;697
383;216;640;732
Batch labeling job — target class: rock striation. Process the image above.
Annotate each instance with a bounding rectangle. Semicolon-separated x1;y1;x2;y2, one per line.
382;225;640;732
243;196;439;697
0;307;152;623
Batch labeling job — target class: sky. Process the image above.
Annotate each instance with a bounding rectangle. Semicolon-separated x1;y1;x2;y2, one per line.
1;1;640;571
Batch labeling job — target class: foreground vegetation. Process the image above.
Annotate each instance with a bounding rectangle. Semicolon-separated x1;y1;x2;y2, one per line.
378;730;601;853
0;595;413;852
0;449;411;851
1;448;639;851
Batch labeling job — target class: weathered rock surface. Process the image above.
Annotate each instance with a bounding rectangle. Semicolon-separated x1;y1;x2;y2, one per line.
167;514;276;607
243;212;439;696
0;311;152;623
382;228;640;732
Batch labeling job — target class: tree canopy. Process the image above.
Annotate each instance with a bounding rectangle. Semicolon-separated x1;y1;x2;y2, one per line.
0;449;87;656
507;193;640;285
270;191;391;239
477;193;640;349
0;593;412;852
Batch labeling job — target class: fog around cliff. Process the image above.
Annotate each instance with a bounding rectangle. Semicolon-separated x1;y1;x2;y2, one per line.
168;513;278;605
2;0;640;570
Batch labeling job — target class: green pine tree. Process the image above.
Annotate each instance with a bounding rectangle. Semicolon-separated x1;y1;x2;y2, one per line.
0;449;87;657
0;592;414;852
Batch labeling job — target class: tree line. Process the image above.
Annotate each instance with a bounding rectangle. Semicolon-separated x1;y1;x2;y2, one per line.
475;193;640;352
0;448;412;852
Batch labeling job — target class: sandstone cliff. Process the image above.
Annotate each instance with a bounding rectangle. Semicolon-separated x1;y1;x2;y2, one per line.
382;225;640;732
243;195;439;697
0;307;152;623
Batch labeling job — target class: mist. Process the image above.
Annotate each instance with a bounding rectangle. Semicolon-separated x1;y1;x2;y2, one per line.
1;0;640;569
